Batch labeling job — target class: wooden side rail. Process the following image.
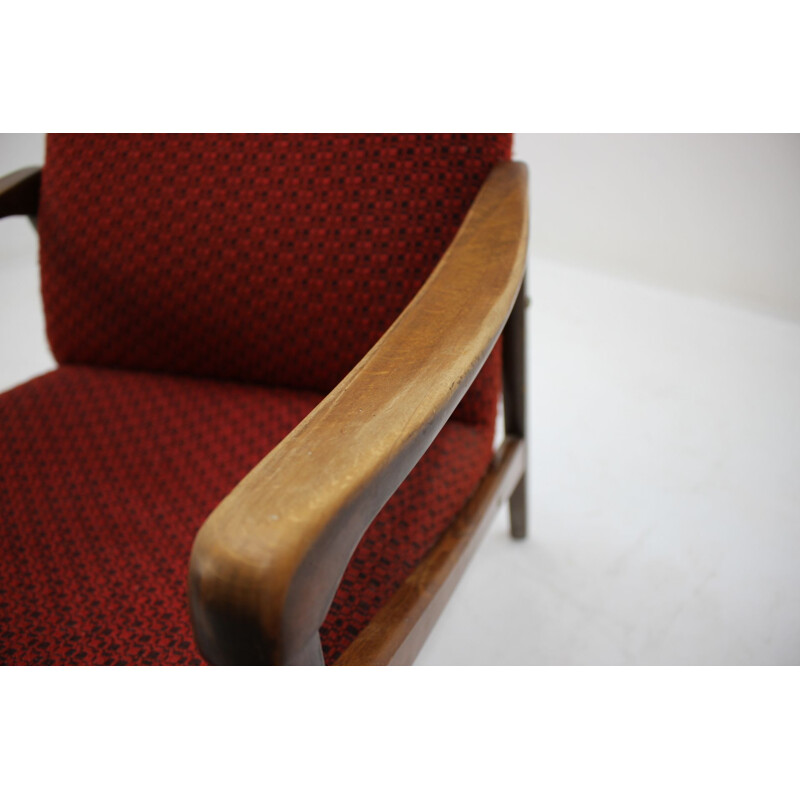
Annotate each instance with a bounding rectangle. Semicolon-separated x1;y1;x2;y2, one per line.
336;436;526;665
188;161;529;665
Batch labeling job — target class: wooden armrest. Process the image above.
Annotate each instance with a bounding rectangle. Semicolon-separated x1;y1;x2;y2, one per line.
0;167;41;220
188;161;529;665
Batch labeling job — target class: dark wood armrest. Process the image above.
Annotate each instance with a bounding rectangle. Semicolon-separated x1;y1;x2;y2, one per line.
188;161;529;665
0;167;41;220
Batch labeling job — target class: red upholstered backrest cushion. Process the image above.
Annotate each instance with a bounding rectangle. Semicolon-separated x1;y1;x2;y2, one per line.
39;134;511;425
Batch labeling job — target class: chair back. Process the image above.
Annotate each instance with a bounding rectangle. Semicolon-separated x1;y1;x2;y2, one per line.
39;134;512;425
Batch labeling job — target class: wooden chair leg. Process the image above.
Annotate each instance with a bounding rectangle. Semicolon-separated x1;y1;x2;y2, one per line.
503;274;528;540
508;476;527;540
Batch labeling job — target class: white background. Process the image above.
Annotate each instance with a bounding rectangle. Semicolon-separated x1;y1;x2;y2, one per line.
518;133;800;321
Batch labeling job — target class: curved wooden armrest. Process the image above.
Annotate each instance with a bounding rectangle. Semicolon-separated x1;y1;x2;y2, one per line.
188;161;529;665
0;167;41;220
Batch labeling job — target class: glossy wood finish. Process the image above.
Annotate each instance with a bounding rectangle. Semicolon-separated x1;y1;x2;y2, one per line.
335;437;526;665
188;161;529;665
0;167;41;225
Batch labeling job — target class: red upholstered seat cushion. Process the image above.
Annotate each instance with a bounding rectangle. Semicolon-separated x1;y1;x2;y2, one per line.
0;366;496;665
39;133;511;427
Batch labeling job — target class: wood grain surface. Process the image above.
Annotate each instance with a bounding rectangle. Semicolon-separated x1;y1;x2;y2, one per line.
188;161;529;665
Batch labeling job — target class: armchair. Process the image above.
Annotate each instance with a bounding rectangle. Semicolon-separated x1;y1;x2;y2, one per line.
0;134;528;665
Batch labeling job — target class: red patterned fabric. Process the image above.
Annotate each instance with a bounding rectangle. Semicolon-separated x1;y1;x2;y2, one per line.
39;134;510;426
0;366;495;665
1;134;512;664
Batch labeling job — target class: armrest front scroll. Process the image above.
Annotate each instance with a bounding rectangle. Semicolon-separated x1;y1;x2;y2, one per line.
0;167;41;221
188;161;529;665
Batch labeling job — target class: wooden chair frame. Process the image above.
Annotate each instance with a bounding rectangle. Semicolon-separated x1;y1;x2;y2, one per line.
0;158;529;666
